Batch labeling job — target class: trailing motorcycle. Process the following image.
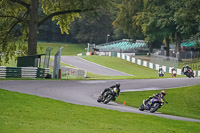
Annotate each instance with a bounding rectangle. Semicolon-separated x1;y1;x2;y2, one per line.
97;89;116;104
171;69;176;78
139;97;167;113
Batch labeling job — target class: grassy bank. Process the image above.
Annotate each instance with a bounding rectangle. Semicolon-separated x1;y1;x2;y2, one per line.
37;42;87;56
0;89;199;133
82;56;183;79
1;42;87;67
116;84;200;119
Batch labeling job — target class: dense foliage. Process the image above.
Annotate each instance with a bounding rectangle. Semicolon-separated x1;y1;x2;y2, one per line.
0;0;200;64
0;0;113;64
114;0;200;52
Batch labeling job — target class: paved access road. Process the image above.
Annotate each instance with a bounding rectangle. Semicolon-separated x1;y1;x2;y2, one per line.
60;56;132;76
0;78;200;122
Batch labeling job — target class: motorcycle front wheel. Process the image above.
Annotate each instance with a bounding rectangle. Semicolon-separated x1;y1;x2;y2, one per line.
139;104;144;111
97;95;103;103
104;95;113;104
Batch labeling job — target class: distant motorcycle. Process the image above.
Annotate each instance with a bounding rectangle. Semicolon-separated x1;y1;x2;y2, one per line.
139;97;167;113
97;89;116;104
158;70;164;77
172;70;176;77
186;69;194;78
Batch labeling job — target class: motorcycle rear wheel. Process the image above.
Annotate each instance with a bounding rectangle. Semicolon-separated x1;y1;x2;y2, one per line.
139;104;144;111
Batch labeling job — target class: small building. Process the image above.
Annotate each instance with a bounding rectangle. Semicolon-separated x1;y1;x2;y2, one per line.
17;54;45;67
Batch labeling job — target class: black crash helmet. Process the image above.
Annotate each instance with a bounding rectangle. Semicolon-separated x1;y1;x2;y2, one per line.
116;82;120;88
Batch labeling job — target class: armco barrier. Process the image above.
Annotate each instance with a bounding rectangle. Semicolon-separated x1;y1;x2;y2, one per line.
0;66;50;78
113;52;200;77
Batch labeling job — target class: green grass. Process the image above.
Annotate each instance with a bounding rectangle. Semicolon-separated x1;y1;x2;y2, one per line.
1;42;87;67
116;84;200;119
82;56;183;79
178;60;200;70
86;72;137;80
0;89;200;133
37;42;87;56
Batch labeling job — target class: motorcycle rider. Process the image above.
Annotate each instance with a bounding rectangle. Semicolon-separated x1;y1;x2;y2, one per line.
101;82;120;101
182;65;191;75
171;67;176;77
144;90;167;110
158;67;164;77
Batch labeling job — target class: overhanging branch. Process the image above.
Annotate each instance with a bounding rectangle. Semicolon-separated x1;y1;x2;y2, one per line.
0;15;24;22
38;9;94;27
1;20;21;44
1;11;29;44
9;0;30;9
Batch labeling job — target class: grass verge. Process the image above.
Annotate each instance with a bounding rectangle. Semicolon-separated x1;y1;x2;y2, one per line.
37;42;87;56
82;56;184;79
1;42;87;67
116;84;200;119
0;89;200;133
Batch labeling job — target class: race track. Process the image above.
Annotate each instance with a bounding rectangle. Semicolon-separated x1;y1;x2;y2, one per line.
60;56;132;76
0;78;200;122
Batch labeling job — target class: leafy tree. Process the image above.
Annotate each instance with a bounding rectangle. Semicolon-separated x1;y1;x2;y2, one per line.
38;19;71;42
69;0;124;44
113;0;144;40
69;9;113;44
142;0;200;52
114;0;200;54
0;0;113;64
169;0;200;49
134;0;174;55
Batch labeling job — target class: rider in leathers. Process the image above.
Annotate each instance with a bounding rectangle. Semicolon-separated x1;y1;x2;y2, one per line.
144;90;167;110
182;65;192;75
101;82;120;101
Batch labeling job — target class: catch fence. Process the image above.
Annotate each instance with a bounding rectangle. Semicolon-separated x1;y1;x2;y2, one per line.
150;54;179;68
48;60;87;79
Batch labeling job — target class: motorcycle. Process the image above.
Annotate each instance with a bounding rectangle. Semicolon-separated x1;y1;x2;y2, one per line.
139;97;167;113
158;70;164;77
97;89;116;104
186;69;194;78
172;70;176;77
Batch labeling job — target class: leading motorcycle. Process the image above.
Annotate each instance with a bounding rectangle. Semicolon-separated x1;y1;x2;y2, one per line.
97;89;116;104
186;69;194;78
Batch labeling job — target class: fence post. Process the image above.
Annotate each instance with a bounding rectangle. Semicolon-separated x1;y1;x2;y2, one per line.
53;46;64;79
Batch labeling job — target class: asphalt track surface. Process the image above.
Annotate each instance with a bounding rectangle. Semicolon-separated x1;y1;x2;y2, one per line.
1;78;200;122
60;56;132;76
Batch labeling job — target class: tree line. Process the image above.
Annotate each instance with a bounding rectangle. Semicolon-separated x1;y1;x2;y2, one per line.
0;0;200;64
113;0;200;55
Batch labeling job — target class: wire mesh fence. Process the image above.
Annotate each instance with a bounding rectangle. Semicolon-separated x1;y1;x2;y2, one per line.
179;51;200;59
47;60;86;79
60;66;87;79
150;53;179;68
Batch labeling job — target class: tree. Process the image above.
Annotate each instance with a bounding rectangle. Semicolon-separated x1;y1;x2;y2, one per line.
169;0;200;49
114;0;200;54
0;0;113;64
69;9;114;44
133;0;175;55
113;0;144;40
